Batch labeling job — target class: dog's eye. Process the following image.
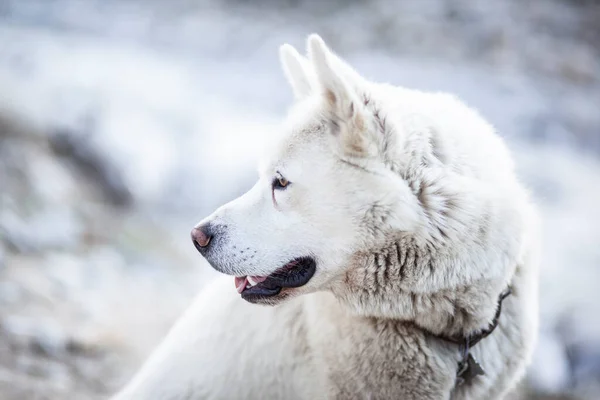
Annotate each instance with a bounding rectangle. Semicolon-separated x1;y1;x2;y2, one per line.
272;174;290;190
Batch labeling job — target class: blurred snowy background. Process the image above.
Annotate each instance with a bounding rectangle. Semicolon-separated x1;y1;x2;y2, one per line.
0;0;599;399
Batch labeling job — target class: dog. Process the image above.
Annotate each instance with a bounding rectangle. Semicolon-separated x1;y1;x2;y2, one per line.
113;34;540;400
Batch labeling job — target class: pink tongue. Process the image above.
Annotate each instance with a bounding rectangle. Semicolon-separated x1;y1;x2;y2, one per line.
234;275;268;294
235;277;248;294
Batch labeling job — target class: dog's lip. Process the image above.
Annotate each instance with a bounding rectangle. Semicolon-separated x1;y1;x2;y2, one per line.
236;257;316;301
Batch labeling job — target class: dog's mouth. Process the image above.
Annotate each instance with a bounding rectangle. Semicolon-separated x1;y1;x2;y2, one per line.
235;257;316;302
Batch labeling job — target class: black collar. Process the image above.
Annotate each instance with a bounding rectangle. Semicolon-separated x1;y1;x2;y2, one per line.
421;287;513;386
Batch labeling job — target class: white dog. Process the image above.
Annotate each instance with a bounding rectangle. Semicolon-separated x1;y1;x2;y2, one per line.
114;34;539;400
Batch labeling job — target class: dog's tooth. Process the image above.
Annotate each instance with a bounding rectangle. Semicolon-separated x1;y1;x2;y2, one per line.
248;277;257;286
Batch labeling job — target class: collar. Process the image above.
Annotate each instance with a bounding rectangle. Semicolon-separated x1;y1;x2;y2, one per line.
421;287;513;387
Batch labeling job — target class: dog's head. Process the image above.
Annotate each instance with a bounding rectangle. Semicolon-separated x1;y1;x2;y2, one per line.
191;35;421;305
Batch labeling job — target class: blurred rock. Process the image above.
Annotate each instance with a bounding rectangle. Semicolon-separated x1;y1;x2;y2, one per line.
570;342;600;392
1;316;69;358
0;243;5;271
557;308;600;394
26;148;81;206
0;207;83;254
49;127;132;208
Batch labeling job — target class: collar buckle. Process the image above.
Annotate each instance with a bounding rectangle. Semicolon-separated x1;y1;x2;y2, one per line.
454;287;512;386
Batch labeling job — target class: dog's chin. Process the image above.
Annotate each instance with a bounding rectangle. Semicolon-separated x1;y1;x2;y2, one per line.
234;257;316;305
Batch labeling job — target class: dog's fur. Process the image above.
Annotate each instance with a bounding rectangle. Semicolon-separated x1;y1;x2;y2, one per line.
114;35;539;399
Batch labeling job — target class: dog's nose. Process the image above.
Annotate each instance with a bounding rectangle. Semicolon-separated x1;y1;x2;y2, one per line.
191;224;213;255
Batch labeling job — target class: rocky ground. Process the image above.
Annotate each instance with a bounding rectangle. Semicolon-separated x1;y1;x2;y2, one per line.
0;0;599;399
0;112;212;398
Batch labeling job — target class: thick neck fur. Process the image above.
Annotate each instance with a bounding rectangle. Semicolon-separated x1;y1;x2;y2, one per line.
331;237;511;337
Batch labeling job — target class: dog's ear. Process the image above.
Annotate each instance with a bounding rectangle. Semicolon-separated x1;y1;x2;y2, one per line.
308;34;375;158
280;44;313;99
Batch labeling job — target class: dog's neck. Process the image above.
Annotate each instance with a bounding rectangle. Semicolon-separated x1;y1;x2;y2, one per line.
330;235;513;338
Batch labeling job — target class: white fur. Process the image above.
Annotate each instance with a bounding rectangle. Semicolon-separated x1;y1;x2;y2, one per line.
114;34;539;400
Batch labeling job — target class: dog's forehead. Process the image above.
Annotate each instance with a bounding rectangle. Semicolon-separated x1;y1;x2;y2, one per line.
259;100;328;175
260;124;324;174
